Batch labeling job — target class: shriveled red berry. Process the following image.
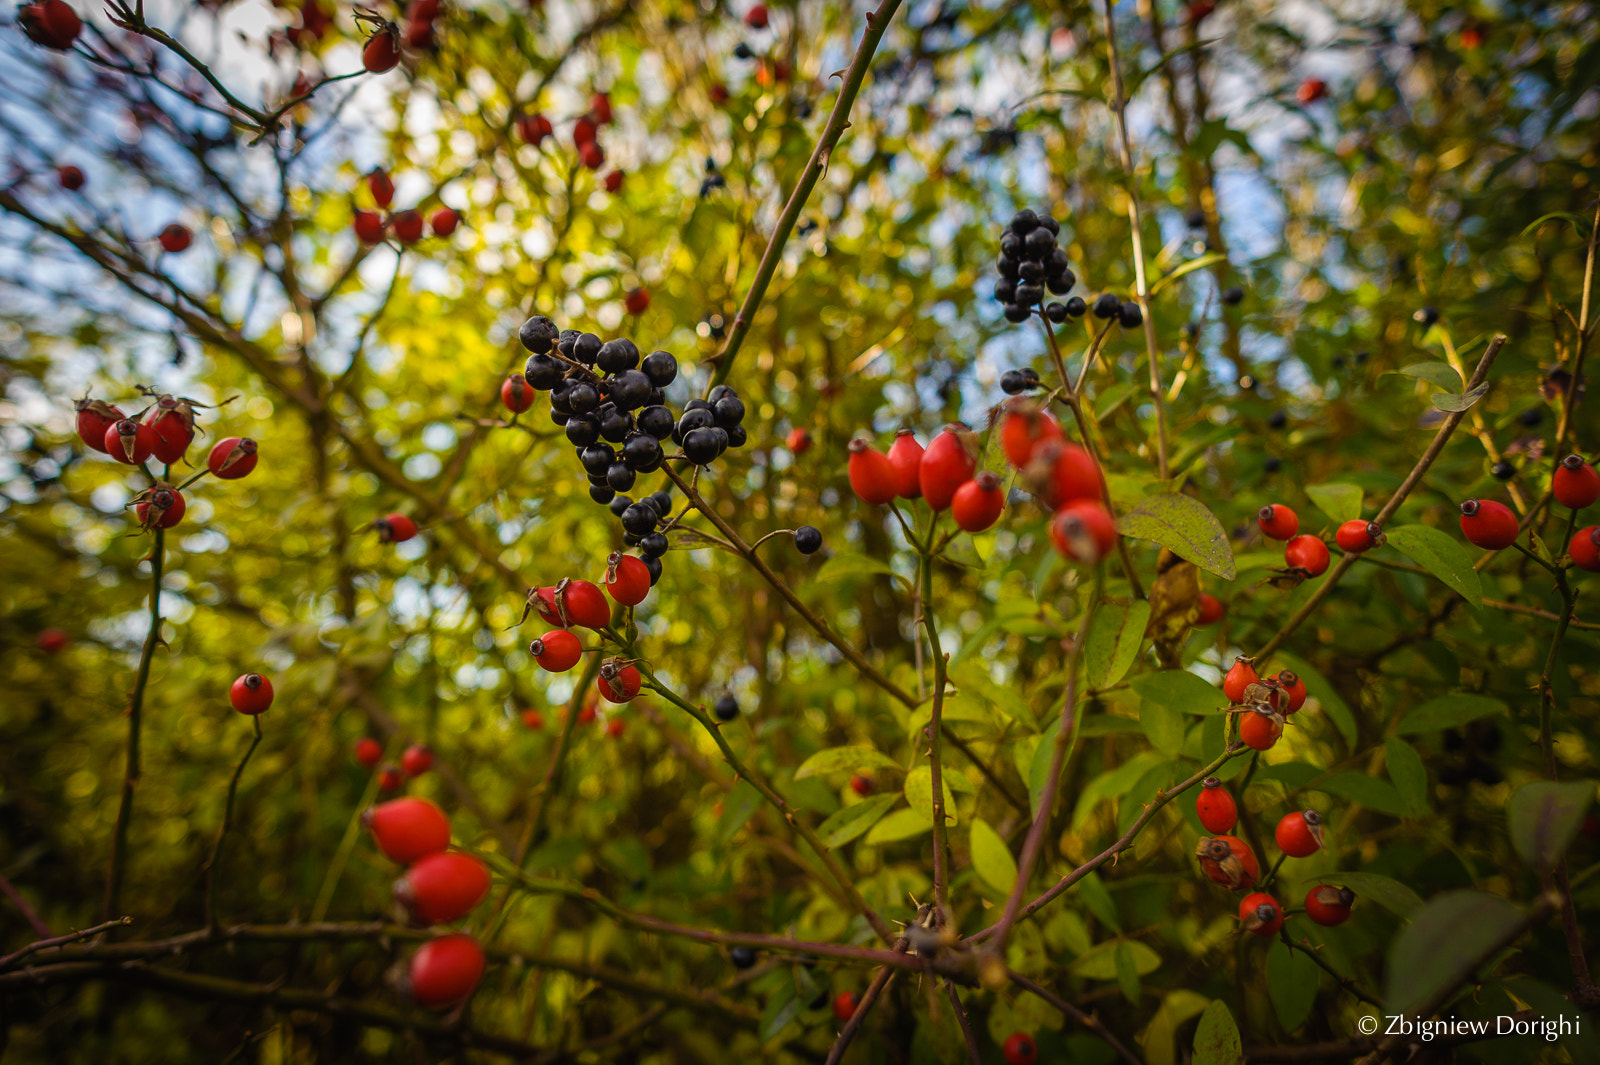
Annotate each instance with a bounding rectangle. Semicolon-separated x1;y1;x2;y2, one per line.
363;796;451;863
598;657;642;702
395;852;490;925
402;744;433;777
532;579;611;629
603;553;652;606
1554;455;1600;510
392;209;424;243
1196;593;1224;625
501;373;534;413
363;25;402;74
1459;499;1518;550
367;168;395;208
1000;404;1063;470
624;287;650;315
919;424;978;511
376;514;418;543
1239;707;1283;751
529;630;583;672
1223;656;1258;702
230;673;274;715
407;934;485;1008
1283;534;1330;576
1257;504;1299;541
951;472;1005;532
105;418;156;465
886;429;924;499
832;991;858;1022
1571;527;1600;572
208;437;258;479
1277;670;1307;713
133;486;186;530
355;737;383;767
1003;1033;1038;1065
1239;892;1284;935
429;207;459;236
1304;885;1355;926
1335;519;1381;553
353;209;387;244
1196;834;1259;890
1196;777;1237;833
1276;809;1325;857
158;224;192;253
75;397;124;453
1027;440;1103;509
1050;499;1117;564
847;437;897;505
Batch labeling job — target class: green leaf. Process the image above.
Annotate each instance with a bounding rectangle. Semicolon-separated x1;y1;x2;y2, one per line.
903;766;958;826
1432;382;1490;413
1096;381;1138;419
969;818;1018;894
1071;751;1166;830
1073;939;1161;978
1192;999;1243;1065
1392;361;1463;392
1129;669;1224;715
1385;737;1430;817
1507;780;1597;872
1150;251;1228;295
951;662;1033;724
1114;941;1141;1005
716;781;764;844
1317;771;1408;817
1085;600;1151;690
794;746;902;780
1028;717;1061;818
864;807;935;846
1274;652;1357;751
1383;525;1484;608
1116;493;1237;580
1397;693;1507;734
760;982;802;1044
1141;992;1211;1065
1385;890;1525;1017
1520;211;1589;239
1079;870;1121;932
1139;697;1186;755
817;794;897;847
1305;483;1364;524
816;553;903;587
1328;871;1424;918
1266;940;1320;1032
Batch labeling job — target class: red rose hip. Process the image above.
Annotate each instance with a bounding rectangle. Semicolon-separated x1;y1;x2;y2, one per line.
406;934;485;1008
1257;504;1299;541
603;553;652;606
919;425;977;511
1304;885;1355;926
208;437;258;479
951;472;1005;532
1239;892;1284;935
1570;526;1600;572
1459;499;1518;550
230;673;274;715
364;797;451;863
1196;777;1237;833
1276;809;1325;857
847;437;897;505
529;630;583;672
1554;455;1600;510
886;429;924;499
395;852;491;924
1283;534;1330;576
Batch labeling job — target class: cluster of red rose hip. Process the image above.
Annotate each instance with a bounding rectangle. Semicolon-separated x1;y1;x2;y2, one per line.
514;90;625;186
357;0;448;74
517;573;647;705
352;167;459;245
354;734;436;793
72;391;258;530
846;400;1117;565
1459;455;1600;571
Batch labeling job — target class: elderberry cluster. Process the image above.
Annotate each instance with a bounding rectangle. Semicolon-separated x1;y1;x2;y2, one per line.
992;209;1076;323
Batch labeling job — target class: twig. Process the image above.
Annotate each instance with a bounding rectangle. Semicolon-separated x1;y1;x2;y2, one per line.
1277;929;1384;1009
0;918;130;970
202;715;263;930
824;921;917;1065
707;0;906;388
945;984;984;1065
1007;969;1142;1065
0;872;51;939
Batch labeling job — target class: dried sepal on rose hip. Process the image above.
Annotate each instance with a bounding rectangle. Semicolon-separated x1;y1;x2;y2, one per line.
1304;884;1355;926
208;437;258;479
131;483;186;530
75;396;125;453
1238;892;1284;935
1275;809;1325;857
602;552;652;606
597;656;642;702
229;672;274;715
1196;834;1259;891
140;391;206;465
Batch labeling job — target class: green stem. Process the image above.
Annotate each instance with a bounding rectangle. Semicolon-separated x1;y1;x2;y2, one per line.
918;550;953;917
1278;927;1385;1009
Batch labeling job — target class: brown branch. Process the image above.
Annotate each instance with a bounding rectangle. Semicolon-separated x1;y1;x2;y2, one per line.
1007;969;1142;1065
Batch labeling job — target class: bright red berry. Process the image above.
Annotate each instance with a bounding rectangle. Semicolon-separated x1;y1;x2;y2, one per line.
1029;440;1103;509
1195;835;1259;891
529;630;583;672
402;744;434;777
1297;77;1328;104
105;418;155;465
787;427;812;455
1276;809;1325;857
355;737;383;767
951;472;1005;532
1239;707;1283;751
606;718;626;738
378;765;404;791
579;140;606;169
207;436;258;479
999;403;1062;469
57;165;84;190
517;113;553;145
363;25;403;74
1196;777;1237;833
230;673;274;715
158;224;192;254
1257;504;1299;541
1571;527;1600;572
849;774;872;797
531;579;611;629
376;513;418;543
598;657;642;702
1335;519;1381;553
1283;534;1330;576
1277;670;1307;713
501;373;535;413
521;708;544;729
1554;455;1600;510
1239;892;1284;935
603;553;652;606
744;4;769;29
1304;885;1355;926
392;209;424;243
367;168;395;208
395;852;490;925
363;796;451;863
407;934;485;1008
37;627;70;654
1050;499;1117;564
142;395;197;464
589;91;613;124
429;207;459;236
1196;593;1224;625
134;485;186;530
602;170;624;194
1459;499;1518;550
624;286;650;315
20;0;82;50
573;115;599;147
832;991;858;1022
847;437;897;505
919;425;978;511
1002;1033;1038;1065
1223;656;1258;703
576;701;598;726
353;209;387;244
75;397;124;454
886;429;924;499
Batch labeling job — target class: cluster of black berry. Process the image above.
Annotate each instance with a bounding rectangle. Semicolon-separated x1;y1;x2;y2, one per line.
993;209;1076;323
999;367;1042;395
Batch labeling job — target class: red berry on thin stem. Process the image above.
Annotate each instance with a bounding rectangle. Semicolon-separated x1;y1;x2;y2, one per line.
529;630;583;672
919;424;977;511
355;737;383;767
1196;777;1237;833
376;513;418;543
208;437;259;479
158;224;192;253
502;373;534;413
1239;707;1283;751
1239;892;1284;935
951;472;1005;532
1003;1033;1038;1065
886;429;924;499
1276;809;1325;857
1571;527;1600;572
1335;519;1381;553
847;437;897;505
1196;593;1224;625
1196;834;1259;890
999;403;1062;469
603;552;652;606
1459;499;1518;550
1277;670;1307;713
1257;504;1299;541
354;209;387;244
832;991;858;1022
1223;657;1258;703
363;797;451;863
402;744;433;777
394;852;490;925
598;657;642;702
229;673;274;715
1554;455;1600;510
363;24;403;74
1284;534;1330;576
1050;499;1117;563
407;934;485;1008
1305;885;1355;926
75;397;124;454
392;210;424;243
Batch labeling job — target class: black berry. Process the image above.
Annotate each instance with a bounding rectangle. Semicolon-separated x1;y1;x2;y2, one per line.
714;694;739;721
642;350;678;387
794;526;822;554
1092;293;1121;319
518;315;558;354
